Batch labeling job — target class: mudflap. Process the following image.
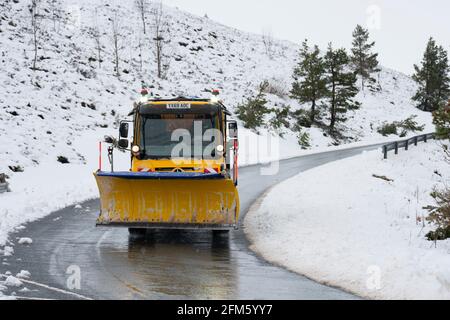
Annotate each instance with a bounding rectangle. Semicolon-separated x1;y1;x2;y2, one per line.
94;172;240;229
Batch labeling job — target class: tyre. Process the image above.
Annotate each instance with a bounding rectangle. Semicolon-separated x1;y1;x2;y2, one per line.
212;229;230;236
128;228;147;236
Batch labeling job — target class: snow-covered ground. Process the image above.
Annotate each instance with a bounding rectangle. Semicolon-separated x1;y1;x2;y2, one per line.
0;0;435;298
245;141;450;300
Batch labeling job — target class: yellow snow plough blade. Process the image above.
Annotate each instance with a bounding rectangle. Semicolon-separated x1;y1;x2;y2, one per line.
94;172;240;229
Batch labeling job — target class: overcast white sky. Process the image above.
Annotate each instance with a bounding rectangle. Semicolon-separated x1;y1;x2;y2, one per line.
164;0;450;75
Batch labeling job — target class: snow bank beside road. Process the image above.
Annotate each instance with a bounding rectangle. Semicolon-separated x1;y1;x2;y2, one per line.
245;141;450;300
0;131;103;247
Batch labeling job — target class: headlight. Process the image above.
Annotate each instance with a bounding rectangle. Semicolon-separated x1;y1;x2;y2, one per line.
216;145;224;153
132;145;140;155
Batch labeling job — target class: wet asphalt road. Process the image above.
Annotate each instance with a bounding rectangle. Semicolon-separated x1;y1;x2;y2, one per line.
2;144;383;300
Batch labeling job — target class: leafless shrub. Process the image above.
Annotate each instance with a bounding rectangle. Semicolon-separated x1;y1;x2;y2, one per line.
443;144;450;164
150;1;171;79
30;0;43;70
262;28;275;58
91;9;102;69
135;0;149;35
137;34;144;73
262;78;288;99
49;0;63;32
109;10;122;77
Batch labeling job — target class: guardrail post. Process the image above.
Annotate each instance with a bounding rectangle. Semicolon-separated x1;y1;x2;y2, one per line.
382;133;434;160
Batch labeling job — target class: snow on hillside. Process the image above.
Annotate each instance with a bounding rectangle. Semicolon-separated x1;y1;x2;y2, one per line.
348;68;434;142
245;141;450;299
0;0;432;249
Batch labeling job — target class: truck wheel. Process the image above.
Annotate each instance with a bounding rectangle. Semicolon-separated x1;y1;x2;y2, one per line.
128;228;147;237
212;230;230;236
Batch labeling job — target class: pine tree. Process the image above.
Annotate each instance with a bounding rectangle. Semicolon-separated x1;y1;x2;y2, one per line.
437;46;450;105
324;44;360;133
269;105;291;137
236;81;271;132
350;25;380;91
433;100;450;140
290;40;327;124
413;38;450;112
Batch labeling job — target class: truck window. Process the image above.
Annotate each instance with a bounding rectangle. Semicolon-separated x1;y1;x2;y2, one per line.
140;114;220;159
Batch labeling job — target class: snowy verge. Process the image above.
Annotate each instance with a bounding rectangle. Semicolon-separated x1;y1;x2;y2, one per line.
245;140;450;300
0;130;105;247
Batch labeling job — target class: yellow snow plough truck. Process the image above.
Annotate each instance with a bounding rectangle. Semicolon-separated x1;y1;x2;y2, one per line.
94;89;240;235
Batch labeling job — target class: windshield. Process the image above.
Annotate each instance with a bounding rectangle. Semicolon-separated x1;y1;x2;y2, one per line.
140;114;221;159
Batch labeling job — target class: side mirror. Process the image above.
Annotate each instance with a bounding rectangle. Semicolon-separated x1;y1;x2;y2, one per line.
119;122;129;138
228;121;238;139
118;139;129;149
104;135;115;144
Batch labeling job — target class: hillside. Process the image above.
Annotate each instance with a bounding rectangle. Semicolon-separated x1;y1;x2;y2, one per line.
0;0;433;245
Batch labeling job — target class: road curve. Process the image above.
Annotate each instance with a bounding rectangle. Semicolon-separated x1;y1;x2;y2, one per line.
2;144;383;300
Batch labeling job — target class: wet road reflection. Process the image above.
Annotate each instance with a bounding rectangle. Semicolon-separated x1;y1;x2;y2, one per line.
98;230;236;299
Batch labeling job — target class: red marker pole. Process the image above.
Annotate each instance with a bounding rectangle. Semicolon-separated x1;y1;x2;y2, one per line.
233;139;239;184
99;142;102;171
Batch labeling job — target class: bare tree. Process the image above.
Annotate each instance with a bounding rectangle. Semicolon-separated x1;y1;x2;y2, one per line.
135;0;148;35
30;0;43;70
110;10;122;77
49;0;63;33
138;35;144;73
262;28;275;58
92;28;102;69
150;1;171;79
92;9;102;69
160;46;173;80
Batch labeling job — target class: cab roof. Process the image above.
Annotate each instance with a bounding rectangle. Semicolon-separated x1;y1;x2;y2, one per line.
129;97;231;116
147;96;211;103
